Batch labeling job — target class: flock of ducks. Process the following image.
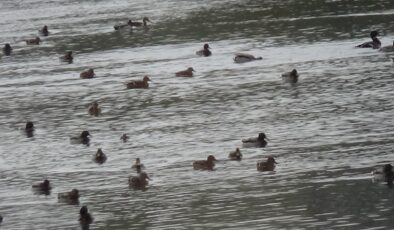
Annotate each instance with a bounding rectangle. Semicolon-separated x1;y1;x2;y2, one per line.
1;17;394;228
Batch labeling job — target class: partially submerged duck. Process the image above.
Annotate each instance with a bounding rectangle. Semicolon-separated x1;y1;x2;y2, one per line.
39;25;49;36
282;69;299;84
88;102;101;116
26;37;41;45
129;172;150;189
257;156;278;172
61;51;73;63
114;20;133;30
94;148;107;164
120;133;129;142
58;189;79;203
242;132;268;148
372;164;394;185
196;44;211;57
79;206;93;230
193;155;217;170
356;31;381;49
80;68;95;79
129;17;151;27
234;53;262;63
125;76;151;89
3;43;12;56
25;121;34;137
176;67;195;77
70;131;91;145
379;41;394;52
32;179;51;194
228;148;242;161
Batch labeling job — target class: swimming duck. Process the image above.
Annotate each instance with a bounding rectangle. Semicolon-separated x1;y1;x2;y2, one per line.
282;69;299;84
242;132;268;148
32;179;51;194
125;76;151;89
25;121;34;137
193;155;217;170
39;25;49;36
79;206;93;230
3;43;12;56
234;53;262;63
80;68;95;79
94;148;107;164
228;148;242;161
129;172;150;189
176;67;195;77
356;31;381;49
70;131;91;145
26;37;41;45
114;20;133;30
372;164;394;185
129;17;151;27
88;102;101;116
120;133;129;142
58;189;80;203
379;41;394;52
257;156;278;172
196;44;212;57
60;51;73;63
132;158;145;170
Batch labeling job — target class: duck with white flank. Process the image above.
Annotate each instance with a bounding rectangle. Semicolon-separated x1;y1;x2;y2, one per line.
282;69;299;84
196;44;211;57
176;67;195;77
234;53;262;63
356;31;381;49
257;156;278;172
242;132;268;148
126;76;151;89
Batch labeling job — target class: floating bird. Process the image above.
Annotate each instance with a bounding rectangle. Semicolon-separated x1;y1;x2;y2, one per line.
88;102;101;116
94;148;107;164
282;69;299;84
356;31;381;49
379;41;394;52
26;37;41;45
257;156;278;172
193;155;217;170
129;172;150;189
228;148;242;161
3;43;12;56
176;67;195;77
129;17;151;27
372;164;394;185
39;25;49;36
58;189;80;203
125;76;151;89
242;132;268;148
132;158;145;171
80;69;95;79
234;53;262;63
79;206;93;230
25;121;34;137
32;179;51;195
196;44;211;57
70;131;91;145
120;133;129;142
60;51;73;63
114;20;133;30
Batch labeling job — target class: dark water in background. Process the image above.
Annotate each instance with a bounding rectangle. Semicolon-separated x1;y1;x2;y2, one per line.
1;0;394;229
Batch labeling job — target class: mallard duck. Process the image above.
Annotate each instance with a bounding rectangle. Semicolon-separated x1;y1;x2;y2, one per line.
58;189;79;202
242;132;268;148
94;148;107;164
114;20;133;30
70;131;91;145
129;172;150;189
234;53;262;63
196;44;211;57
26;37;41;45
39;25;49;36
282;69;299;84
132;158;145;170
257;156;278;172
120;133;129;142
228;148;242;161
356;31;381;49
193;155;217;170
129;17;151;27
372;164;394;185
79;206;93;230
88;102;101;116
32;179;51;194
3;43;12;56
379;41;394;52
125;76;151;89
80;69;95;79
176;67;195;77
60;51;73;63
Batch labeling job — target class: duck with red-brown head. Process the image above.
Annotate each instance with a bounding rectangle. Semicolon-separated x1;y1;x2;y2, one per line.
193;155;217;170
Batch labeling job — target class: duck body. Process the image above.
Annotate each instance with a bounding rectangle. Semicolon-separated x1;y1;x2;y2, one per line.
70;131;91;145
32;179;51;194
58;189;80;203
3;43;12;56
242;133;268;148
26;37;41;45
114;20;133;30
129;172;150;189
88;102;101;116
196;44;211;57
228;148;242;161
379;41;394;52
193;155;216;170
80;69;95;79
234;53;262;63
282;69;299;84
129;17;151;27
126;76;151;89
356;31;381;49
94;148;107;164
39;25;49;36
176;67;195;77
257;156;278;172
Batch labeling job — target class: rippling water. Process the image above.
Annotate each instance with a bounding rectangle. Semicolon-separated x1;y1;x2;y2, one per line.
1;0;394;229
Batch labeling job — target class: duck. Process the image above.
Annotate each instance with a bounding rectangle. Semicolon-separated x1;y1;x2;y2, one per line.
175;67;195;77
196;44;211;57
70;131;91;145
193;155;217;170
39;25;49;36
80;68;95;79
61;51;73;63
32;179;51;194
3;43;12;56
228;148;242;161
94;148;107;164
120;133;129;142
114;20;133;30
88;102;101;116
79;206;93;230
379;41;394;52
25;121;34;137
132;158;145;170
0;215;2;223
234;53;262;63
242;132;268;148
257;156;278;172
129;17;151;27
129;172;150;189
25;37;41;45
125;76;151;89
356;31;381;49
282;69;299;84
372;164;394;185
58;189;80;202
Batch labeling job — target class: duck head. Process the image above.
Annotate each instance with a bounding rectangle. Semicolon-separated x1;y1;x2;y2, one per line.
267;156;278;164
143;17;151;23
66;51;73;58
291;69;298;76
80;206;88;215
43;179;50;188
203;44;210;50
187;67;195;72
207;155;217;162
25;121;34;131
80;131;91;138
71;189;79;197
135;158;141;164
127;20;133;26
143;76;151;82
384;164;393;174
4;43;11;50
140;172;150;181
370;30;379;38
88;68;95;75
258;132;267;141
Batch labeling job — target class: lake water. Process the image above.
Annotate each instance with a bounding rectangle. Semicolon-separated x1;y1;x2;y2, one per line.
1;0;394;229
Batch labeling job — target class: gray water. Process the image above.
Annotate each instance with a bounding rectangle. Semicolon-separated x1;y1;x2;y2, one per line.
1;0;394;229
